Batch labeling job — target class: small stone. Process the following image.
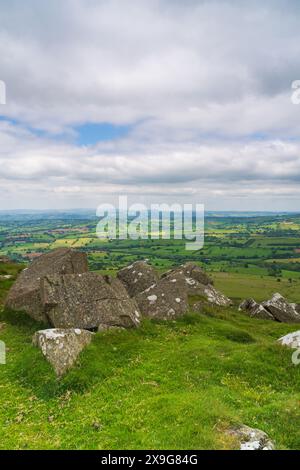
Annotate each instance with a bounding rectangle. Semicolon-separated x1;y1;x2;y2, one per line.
33;328;93;377
227;424;275;450
278;330;300;349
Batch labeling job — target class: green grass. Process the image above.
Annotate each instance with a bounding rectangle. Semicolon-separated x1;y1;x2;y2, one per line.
0;302;299;449
212;272;300;304
0;260;300;449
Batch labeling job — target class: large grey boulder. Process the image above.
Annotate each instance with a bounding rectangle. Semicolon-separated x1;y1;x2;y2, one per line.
5;248;88;322
227;424;275;450
163;263;231;307
162;262;212;287
135;276;189;320
262;293;300;323
42;272;140;329
33;328;93;377
239;298;275;321
278;330;300;349
117;261;159;297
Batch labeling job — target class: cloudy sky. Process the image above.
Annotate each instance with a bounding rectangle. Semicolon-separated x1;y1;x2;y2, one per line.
0;0;300;211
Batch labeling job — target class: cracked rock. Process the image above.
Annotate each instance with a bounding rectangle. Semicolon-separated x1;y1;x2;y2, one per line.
239;298;275;320
42;272;141;329
117;260;159;297
5;248;88;322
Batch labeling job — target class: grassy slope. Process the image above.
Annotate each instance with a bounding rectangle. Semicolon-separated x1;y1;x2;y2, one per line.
0;264;300;450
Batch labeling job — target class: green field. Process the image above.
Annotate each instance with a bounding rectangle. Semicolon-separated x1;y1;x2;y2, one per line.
1;212;300;281
1;212;300;449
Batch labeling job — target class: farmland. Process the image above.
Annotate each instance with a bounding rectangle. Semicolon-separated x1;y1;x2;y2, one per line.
1;211;300;289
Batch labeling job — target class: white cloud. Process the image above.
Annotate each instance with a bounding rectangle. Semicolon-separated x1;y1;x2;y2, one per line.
0;0;300;209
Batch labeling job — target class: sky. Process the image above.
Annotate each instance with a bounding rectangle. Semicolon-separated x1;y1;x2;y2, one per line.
0;0;300;211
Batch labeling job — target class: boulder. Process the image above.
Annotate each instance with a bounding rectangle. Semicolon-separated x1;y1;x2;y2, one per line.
201;284;232;307
33;328;93;377
227;424;275;450
41;272;140;329
162;262;212;286
262;293;300;323
278;330;300;349
117;261;159;297
5;248;88;322
162;263;231;307
239;298;275;321
134;276;189;320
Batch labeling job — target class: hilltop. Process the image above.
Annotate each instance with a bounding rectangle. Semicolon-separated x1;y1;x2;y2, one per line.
0;256;299;450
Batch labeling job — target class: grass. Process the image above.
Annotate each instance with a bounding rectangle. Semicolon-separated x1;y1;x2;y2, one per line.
212;272;300;304
0;262;300;449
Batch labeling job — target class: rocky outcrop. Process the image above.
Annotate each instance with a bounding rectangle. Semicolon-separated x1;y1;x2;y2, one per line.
5;248;88;322
118;261;231;320
134;276;189;320
239;293;300;323
6;250;230;327
239;298;275;320
117;261;159;297
42;273;141;329
117;261;231;320
278;330;300;349
162;263;231;307
162;262;212;287
227;425;275;450
262;293;300;323
33;328;93;377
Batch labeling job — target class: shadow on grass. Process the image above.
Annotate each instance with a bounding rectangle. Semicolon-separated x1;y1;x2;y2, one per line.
0;308;48;330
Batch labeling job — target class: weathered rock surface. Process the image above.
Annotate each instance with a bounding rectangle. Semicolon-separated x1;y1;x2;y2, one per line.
239;298;275;320
42;272;140;329
117;261;159;297
201;284;232;307
98;323;126;332
162;262;212;286
135;276;189;320
227;425;275;450
262;293;300;323
278;330;300;349
5;248;88;322
239;293;300;323
33;328;93;377
118;261;232;319
162;263;231;307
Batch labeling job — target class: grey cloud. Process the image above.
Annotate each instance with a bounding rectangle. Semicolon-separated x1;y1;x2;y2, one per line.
0;1;300;208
